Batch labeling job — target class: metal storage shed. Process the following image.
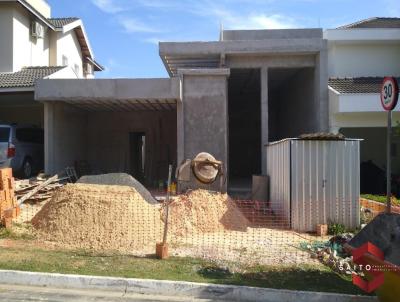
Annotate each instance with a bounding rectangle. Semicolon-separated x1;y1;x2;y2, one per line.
266;137;361;232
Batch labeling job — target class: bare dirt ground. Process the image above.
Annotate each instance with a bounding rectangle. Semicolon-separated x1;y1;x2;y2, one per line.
170;229;326;266
7;186;328;266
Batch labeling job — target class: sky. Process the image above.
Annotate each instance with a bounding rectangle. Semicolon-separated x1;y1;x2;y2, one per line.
48;0;400;79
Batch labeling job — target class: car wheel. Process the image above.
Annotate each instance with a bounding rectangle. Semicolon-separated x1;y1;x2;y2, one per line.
22;158;33;179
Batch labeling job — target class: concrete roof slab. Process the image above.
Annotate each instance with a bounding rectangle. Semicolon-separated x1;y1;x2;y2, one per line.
160;38;326;76
35;78;180;111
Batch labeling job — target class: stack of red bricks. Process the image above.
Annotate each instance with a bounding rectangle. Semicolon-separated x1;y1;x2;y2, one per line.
0;168;20;228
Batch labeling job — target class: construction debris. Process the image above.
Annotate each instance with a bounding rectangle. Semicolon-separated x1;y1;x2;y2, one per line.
302;233;357;275
15;175;65;204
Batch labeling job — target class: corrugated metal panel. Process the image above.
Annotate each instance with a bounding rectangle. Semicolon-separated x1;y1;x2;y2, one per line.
291;140;360;232
267;139;360;233
266;139;291;226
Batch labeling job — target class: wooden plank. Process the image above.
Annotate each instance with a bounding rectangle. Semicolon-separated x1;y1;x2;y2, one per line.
17;174;59;206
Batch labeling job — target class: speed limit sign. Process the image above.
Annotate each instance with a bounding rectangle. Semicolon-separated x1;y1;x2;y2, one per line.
381;76;399;214
381;77;399;111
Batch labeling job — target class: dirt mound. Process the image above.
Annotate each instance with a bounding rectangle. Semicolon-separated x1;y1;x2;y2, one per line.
77;173;157;204
32;183;163;252
167;189;249;236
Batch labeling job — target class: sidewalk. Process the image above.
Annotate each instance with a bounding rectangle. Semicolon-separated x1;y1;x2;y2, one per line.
0;270;377;302
0;284;220;302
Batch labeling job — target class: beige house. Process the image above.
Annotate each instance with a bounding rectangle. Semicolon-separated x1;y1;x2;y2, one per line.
0;0;102;127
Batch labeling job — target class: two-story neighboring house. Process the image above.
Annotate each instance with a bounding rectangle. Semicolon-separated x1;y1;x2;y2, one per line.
0;0;102;127
325;18;400;194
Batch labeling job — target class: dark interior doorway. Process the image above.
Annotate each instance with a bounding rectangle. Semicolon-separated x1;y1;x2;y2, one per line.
228;69;261;190
268;67;315;141
129;132;146;183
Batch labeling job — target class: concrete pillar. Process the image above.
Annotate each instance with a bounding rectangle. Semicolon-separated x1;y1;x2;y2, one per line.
44;102;55;174
176;76;184;166
315;41;329;132
261;67;268;174
330;126;340;134
177;68;230;192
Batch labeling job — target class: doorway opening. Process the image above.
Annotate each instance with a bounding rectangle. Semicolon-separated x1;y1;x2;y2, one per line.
228;68;261;194
268;67;315;141
129;132;146;183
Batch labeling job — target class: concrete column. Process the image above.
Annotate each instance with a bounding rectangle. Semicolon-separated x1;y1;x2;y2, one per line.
315;41;329;132
177;76;185;166
261;67;268;174
330;126;340;134
178;68;230;192
44;102;55;174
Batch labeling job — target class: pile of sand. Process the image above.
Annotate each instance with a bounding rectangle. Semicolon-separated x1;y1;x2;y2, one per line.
77;173;157;204
32;183;163;252
31;185;248;253
166;189;249;236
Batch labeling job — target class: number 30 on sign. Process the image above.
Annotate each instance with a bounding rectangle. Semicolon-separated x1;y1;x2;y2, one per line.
381;77;399;111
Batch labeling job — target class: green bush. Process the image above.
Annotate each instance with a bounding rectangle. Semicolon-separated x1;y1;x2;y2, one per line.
328;223;346;235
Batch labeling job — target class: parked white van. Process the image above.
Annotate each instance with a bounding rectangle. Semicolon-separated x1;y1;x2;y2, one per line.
0;124;44;178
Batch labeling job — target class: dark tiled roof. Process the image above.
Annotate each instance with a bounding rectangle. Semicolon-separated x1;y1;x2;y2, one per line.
337;17;400;29
329;77;400;94
0;66;65;89
47;17;79;29
298;133;346;140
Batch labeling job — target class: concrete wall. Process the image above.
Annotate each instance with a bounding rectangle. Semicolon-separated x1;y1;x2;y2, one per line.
44;102;87;174
328;43;400;78
44;102;177;184
0;4;14;72
223;28;322;40
178;69;229;191
86;111;176;185
36;78;180;101
225;52;328;173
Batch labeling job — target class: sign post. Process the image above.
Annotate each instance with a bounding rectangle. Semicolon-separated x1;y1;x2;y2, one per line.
380;77;399;213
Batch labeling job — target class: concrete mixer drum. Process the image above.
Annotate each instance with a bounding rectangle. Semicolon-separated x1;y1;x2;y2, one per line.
192;152;221;184
176;152;225;192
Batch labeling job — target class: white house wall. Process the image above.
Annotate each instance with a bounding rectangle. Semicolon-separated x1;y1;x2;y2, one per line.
12;4;50;71
56;31;83;78
25;0;51;18
46;67;78;79
0;4;13;72
328;43;400;78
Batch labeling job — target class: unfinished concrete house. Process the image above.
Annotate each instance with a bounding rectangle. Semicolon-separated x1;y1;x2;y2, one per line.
35;28;328;192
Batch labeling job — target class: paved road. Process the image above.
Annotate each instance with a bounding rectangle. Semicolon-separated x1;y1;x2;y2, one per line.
0;284;224;302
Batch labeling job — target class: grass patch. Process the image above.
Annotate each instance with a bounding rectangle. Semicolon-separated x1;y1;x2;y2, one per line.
0;225;35;240
0;245;368;295
361;194;400;206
